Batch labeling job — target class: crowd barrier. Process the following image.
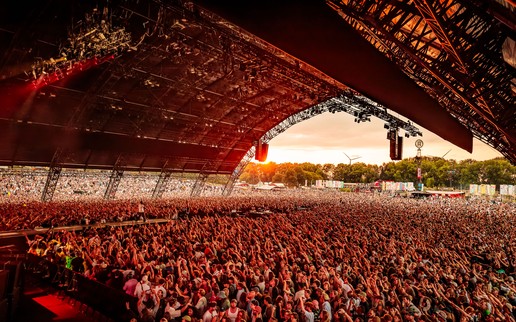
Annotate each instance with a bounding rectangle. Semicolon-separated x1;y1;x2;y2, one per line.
26;254;138;322
0;217;171;239
0;218;176;321
0;248;24;322
0;270;8;322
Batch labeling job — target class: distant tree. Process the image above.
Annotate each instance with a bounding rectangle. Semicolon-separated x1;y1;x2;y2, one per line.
259;162;277;182
239;158;515;187
346;163;371;183
240;163;260;184
284;168;299;187
271;172;285;183
333;163;349;182
314;165;327;180
300;162;318;173
482;158;516;185
457;159;479;186
425;177;435;188
322;163;335;179
394;159;418;182
379;162;396;181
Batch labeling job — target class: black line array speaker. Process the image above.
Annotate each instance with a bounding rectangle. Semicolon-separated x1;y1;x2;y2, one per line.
255;141;269;162
397;135;403;160
389;136;397;160
388;132;403;161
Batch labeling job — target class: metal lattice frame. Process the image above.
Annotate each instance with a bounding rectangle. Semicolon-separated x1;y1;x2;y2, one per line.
190;159;216;197
152;170;172;199
169;3;346;168
327;0;515;164
222;146;256;196
190;172;209;197
104;156;125;200
263;93;423;142
41;149;63;202
76;2;346;173
222;92;423;196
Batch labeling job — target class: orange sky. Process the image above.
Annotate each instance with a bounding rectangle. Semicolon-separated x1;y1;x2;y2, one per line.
265;112;502;165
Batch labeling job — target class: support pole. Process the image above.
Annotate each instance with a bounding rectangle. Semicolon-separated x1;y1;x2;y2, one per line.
41;149;63;202
152;170;172;199
41;166;62;202
190;173;209;197
104;156;124;200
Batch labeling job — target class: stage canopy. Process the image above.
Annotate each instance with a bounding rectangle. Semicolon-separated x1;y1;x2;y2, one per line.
0;0;514;179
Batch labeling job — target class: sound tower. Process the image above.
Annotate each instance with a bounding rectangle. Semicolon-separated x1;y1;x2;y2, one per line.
260;142;269;162
389;136;397;160
388;130;397;160
397;135;403;160
255;141;269;162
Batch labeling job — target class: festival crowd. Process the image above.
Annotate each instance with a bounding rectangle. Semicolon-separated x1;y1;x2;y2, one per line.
19;192;516;322
0;169;223;204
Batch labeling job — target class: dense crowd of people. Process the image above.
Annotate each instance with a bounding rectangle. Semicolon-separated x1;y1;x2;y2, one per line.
0;169;224;203
18;192;516;322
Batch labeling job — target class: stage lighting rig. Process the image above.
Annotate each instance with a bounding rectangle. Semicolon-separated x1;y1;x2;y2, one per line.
261;90;423;146
27;8;132;85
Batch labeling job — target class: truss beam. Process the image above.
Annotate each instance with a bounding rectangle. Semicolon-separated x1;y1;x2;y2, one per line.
152;170;172;199
411;0;468;73
41;148;64;202
41;166;62;202
222;147;256;196
104;156;124;200
190;172;209;197
327;0;515;164
224;92;423;196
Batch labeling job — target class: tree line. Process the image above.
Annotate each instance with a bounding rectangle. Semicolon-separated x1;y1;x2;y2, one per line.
239;157;516;189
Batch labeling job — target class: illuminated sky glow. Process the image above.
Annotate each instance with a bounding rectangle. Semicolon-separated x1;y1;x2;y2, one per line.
266;112;502;165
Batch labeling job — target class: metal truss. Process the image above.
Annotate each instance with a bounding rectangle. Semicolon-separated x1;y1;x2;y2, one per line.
262;92;422;143
222;146;256;196
41;148;63;202
104;156;125;200
190;172;209;197
223;92;422;196
90;1;345;173
158;1;346;167
152;169;172;199
190;159;217;197
66;73;123;131
327;0;515;164
186;2;347;93
193;4;344;99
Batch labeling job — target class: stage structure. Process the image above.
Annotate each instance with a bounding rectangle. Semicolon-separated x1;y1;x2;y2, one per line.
222;94;422;196
0;0;514;200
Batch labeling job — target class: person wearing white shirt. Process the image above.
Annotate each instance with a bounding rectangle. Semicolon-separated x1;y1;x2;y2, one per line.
299;298;315;322
134;275;151;299
202;304;218;322
165;298;183;320
195;289;208;318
